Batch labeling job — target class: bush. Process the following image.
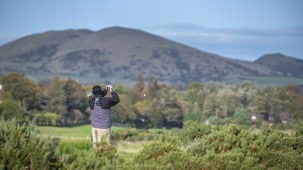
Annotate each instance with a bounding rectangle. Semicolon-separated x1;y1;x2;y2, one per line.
185;124;303;169
61;143;121;169
134;142;203;169
57;140;91;155
0;119;59;169
178;122;212;144
0;98;23;120
233;107;251;125
2;118;303;169
34;112;59;126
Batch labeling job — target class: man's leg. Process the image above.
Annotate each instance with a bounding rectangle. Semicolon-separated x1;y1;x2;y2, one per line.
99;128;111;145
92;127;101;147
92;128;111;147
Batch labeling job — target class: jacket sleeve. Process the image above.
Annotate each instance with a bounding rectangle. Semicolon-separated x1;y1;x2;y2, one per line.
108;92;120;107
100;92;120;108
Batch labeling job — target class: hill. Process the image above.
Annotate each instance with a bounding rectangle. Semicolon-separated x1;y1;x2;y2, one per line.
255;53;303;77
0;26;302;86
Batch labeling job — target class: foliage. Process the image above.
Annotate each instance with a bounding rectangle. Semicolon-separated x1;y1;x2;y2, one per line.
134;142;202;169
44;76;89;126
34;112;59;126
0;96;24;120
0;119;59;169
2;73;303;168
0;73;42;111
64;78;88;114
58;141;121;170
1;73;303;128
112;94;137;125
130;74;145;102
233;107;251;125
2;118;303;169
45;75;67;119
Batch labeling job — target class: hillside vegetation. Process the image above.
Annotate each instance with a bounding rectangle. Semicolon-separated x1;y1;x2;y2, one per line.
1;27;303;85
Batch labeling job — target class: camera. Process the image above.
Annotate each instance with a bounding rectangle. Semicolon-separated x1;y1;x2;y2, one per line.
106;85;113;92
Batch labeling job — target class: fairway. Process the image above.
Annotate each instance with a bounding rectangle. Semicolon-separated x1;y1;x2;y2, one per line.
36;125;149;156
37;125;91;141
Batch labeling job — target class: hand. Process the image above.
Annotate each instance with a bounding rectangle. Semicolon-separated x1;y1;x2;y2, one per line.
106;85;113;92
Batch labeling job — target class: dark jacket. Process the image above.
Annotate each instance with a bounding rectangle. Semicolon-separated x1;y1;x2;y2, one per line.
89;91;120;110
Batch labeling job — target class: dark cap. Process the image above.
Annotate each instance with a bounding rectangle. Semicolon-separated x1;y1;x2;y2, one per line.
92;85;106;96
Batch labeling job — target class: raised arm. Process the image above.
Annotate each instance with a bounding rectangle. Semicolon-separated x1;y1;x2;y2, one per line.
108;91;120;107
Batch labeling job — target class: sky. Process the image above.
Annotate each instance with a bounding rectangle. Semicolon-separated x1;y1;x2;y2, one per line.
1;0;303;60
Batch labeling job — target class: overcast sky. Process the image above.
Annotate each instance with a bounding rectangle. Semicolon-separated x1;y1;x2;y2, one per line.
1;0;302;60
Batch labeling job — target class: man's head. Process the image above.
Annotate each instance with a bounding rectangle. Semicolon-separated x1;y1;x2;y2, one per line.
92;85;106;96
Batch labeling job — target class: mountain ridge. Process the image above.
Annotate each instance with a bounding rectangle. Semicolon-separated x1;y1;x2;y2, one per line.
0;26;302;85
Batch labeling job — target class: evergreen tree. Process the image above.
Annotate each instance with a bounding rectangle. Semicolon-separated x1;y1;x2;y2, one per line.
63;78;89;124
131;74;145;101
147;76;160;99
45;76;67;124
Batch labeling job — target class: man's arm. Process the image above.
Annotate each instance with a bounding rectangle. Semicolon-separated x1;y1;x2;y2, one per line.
108;92;120;107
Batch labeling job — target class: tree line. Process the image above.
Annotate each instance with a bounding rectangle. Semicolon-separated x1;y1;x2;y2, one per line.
0;73;302;127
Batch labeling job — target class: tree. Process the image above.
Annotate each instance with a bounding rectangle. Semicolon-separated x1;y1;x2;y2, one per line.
111;94;137;126
186;83;207;114
284;86;303;119
147;76;160;99
203;94;218;117
233;107;251;125
1;73;42;111
212;87;239;117
131;74;145;101
150;87;184;128
161;100;184;128
63;78;89;124
236;82;258;107
64;78;88;113
0;95;24;120
45;76;67;123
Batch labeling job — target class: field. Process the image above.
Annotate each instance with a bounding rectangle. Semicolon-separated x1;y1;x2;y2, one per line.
38;125;91;140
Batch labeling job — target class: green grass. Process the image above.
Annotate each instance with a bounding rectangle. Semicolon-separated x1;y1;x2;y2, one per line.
37;125;91;141
36;125;148;157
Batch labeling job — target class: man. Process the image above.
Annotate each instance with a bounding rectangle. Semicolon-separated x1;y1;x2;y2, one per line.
88;84;120;146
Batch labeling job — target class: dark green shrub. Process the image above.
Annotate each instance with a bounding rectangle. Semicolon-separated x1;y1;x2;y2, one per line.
178;123;212;143
0;98;24;120
0;119;59;169
57;140;91;154
233;107;251;125
62;144;121;169
135;142;177;162
186;124;303;169
134;142;203;169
